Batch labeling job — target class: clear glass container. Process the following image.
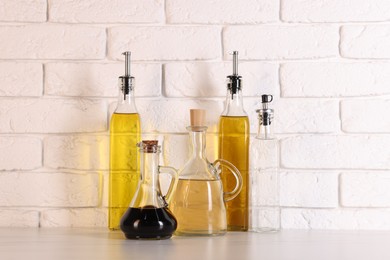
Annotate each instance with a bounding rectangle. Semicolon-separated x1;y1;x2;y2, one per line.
219;51;250;231
250;94;280;232
109;51;141;230
169;109;243;236
120;140;178;239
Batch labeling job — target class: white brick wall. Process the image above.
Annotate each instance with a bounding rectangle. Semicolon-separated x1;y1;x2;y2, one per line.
0;0;389;230
164;62;278;97
341;25;390;59
341;98;390;133
41;208;107;227
282;209;390;230
49;0;164;23
44;135;109;170
341;172;390;207
0;137;41;170
108;26;221;61
223;25;339;60
281;0;390;22
0;63;42;96
281;135;390;170
0;0;46;22
280;171;339;208
0;98;107;133
0;210;39;227
45;63;161;97
0;25;105;59
0;172;100;207
166;0;279;24
281;63;390;97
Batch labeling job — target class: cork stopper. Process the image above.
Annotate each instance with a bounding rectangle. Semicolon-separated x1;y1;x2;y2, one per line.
137;140;160;153
190;109;206;127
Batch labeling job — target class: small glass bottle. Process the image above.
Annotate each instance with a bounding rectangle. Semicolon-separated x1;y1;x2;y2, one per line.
109;52;141;230
120;140;178;239
219;51;250;231
169;109;242;236
251;94;280;232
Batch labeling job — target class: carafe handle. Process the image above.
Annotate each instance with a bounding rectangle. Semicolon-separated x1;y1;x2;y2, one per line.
213;159;243;202
158;166;179;204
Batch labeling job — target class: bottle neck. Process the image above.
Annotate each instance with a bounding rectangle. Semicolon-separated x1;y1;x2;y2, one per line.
221;89;247;116
140;150;160;189
187;127;207;159
115;77;138;114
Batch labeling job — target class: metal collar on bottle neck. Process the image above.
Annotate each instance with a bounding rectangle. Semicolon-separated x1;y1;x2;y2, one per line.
256;94;274;126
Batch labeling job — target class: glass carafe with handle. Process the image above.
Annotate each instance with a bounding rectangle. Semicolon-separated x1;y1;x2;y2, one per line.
168;109;243;236
120;140;178;240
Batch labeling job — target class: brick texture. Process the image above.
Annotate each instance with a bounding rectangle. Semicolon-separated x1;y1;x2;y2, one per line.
166;0;279;24
280;171;339;208
341;25;390;59
282;0;390;22
164;62;278;97
0;137;42;170
0;63;42;97
0;0;46;22
281;135;390;169
109;26;221;61
224;25;339;60
45;63;161;97
0;25;105;59
0;98;107;133
0;0;389;230
49;0;163;23
0;172;100;207
341;98;390;133
44;135;109;170
281;62;390;97
40;208;107;227
282;208;390;230
0;210;39;227
341;172;390;207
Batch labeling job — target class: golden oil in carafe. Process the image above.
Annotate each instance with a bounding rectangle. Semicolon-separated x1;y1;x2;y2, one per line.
109;113;140;230
219;115;249;231
169;179;227;236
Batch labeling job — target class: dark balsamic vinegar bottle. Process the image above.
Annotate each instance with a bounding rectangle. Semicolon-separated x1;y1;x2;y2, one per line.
120;140;178;239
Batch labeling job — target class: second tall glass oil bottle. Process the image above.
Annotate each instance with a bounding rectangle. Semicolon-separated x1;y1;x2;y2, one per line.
109;52;141;230
219;51;250;231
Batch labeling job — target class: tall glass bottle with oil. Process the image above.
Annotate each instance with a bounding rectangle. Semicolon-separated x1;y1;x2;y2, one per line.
109;52;141;230
219;51;250;231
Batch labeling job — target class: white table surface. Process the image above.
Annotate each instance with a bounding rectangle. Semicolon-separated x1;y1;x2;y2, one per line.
1;228;389;260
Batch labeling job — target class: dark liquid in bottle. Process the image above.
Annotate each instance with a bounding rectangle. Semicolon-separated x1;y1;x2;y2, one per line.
120;205;177;239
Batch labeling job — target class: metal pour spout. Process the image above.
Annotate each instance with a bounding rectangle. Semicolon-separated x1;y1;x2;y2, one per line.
123;51;131;77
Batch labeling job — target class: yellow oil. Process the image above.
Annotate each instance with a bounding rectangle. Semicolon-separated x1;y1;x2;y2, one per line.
169;179;227;236
218;115;249;231
109;113;141;230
